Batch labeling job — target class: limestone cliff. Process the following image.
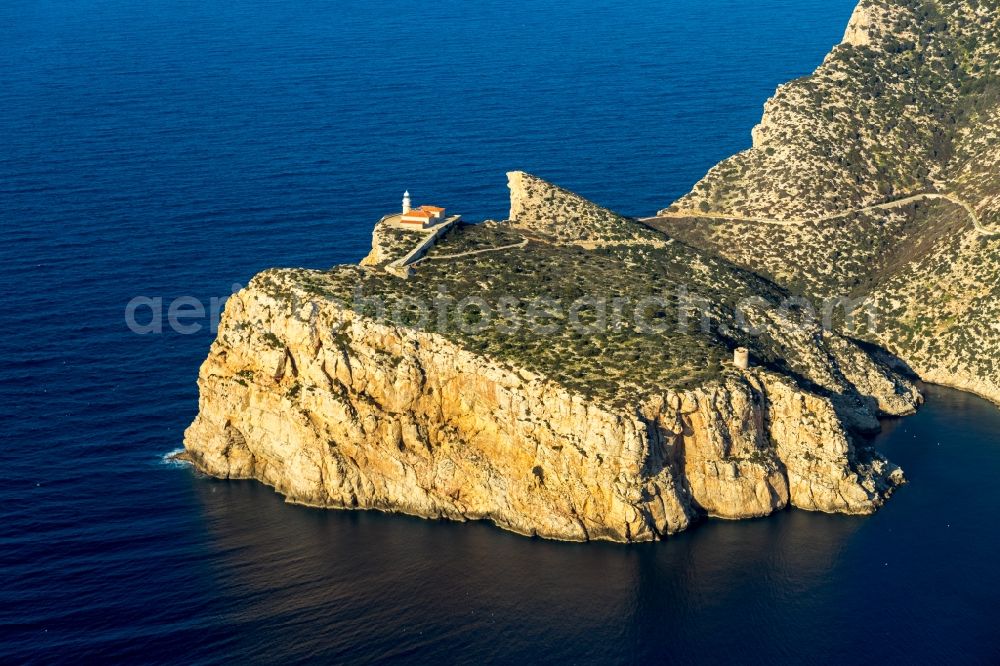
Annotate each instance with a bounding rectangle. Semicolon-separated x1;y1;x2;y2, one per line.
181;166;927;542
183;276;904;542
841;3;874;47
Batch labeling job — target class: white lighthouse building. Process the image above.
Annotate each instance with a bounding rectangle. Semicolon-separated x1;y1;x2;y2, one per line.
391;190;450;230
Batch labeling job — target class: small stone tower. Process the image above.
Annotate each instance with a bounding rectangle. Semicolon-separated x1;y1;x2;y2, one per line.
734;347;750;370
402;190;411;214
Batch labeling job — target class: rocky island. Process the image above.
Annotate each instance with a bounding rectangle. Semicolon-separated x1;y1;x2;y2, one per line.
179;0;999;542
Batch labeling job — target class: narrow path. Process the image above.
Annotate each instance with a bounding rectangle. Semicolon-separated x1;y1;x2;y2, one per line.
571;238;667;250
415;238;530;263
642;192;998;237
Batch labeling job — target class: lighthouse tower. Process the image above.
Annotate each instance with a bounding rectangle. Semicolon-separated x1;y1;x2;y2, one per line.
402;190;411;214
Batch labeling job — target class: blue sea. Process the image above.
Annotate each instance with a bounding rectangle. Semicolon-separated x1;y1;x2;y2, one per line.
3;0;1000;662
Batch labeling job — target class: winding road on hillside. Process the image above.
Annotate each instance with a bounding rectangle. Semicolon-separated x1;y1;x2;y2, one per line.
398;192;996;277
642;192;999;238
414;238;530;263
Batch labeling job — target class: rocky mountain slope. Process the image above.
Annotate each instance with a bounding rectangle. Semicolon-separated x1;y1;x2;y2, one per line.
182;171;922;542
652;0;1000;405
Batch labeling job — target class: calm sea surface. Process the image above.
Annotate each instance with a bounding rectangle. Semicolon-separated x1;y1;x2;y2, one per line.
3;0;1000;662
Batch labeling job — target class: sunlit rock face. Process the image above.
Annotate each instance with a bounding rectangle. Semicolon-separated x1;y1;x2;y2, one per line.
657;0;1000;408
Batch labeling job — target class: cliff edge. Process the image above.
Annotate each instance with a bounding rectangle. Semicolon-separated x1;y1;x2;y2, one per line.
182;171;920;542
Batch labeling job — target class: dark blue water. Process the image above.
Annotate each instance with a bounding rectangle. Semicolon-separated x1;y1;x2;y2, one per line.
3;0;1000;662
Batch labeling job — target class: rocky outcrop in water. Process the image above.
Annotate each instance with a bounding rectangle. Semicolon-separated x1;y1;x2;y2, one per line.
180;0;984;542
182;267;911;542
